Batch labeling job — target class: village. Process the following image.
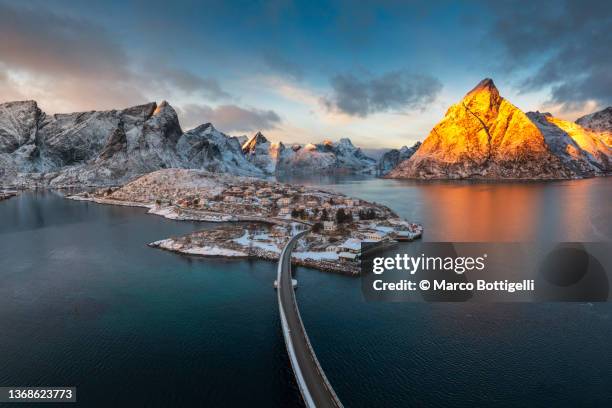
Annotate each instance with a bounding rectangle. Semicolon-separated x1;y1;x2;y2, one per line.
70;169;423;274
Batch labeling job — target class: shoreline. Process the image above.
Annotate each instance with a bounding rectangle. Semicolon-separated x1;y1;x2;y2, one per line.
149;238;360;276
62;169;423;276
70;194;362;274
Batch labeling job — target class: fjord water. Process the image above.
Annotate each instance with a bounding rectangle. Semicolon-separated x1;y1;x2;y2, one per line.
1;179;611;407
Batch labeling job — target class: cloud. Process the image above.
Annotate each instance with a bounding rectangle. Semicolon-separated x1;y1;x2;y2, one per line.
0;2;129;81
485;0;612;111
322;70;442;117
153;67;231;100
177;104;281;132
262;51;303;80
0;2;230;111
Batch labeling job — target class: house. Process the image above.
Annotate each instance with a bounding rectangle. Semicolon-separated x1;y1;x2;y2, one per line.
338;238;362;254
325;245;338;252
278;207;292;216
338;252;358;261
277;197;292;206
345;199;360;207
306;199;319;207
362;231;385;241
323;221;336;231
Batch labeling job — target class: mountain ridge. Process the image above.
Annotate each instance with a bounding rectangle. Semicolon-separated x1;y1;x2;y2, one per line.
386;79;611;179
0;99;377;187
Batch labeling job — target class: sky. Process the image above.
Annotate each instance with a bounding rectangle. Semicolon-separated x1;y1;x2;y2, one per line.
1;0;611;149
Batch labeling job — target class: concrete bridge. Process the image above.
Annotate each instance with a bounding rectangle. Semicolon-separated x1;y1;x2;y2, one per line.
277;230;343;408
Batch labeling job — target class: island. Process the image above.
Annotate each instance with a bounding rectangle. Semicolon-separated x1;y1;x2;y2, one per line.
69;169;422;274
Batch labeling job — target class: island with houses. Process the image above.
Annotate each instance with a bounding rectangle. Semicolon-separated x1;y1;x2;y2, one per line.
69;169;422;275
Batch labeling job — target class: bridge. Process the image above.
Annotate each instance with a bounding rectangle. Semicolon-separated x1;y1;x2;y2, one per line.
277;230;343;408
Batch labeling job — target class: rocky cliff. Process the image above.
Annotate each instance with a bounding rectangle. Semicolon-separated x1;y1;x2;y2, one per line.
377;142;421;175
386;79;611;180
0;100;264;187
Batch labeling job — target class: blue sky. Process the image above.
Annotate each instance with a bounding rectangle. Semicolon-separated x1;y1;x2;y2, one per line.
1;0;610;148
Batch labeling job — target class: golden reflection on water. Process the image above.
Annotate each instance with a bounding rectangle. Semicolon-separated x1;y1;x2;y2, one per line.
410;178;611;242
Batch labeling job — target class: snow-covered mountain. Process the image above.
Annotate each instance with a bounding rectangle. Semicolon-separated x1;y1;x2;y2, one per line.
387;78;611;180
377;142;421;175
527;112;610;174
576;107;612;146
242;133;376;175
0;100;264;187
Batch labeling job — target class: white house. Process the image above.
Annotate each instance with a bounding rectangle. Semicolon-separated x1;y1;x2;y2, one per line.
278;207;292;215
338;238;362;254
323;221;336;231
362;231;385;241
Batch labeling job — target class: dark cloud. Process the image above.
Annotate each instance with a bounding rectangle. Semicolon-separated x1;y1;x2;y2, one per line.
178;104;281;132
485;0;612;111
322;70;442;117
262;51;303;80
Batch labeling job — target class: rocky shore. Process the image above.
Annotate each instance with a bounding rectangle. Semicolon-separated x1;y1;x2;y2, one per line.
148;224;361;275
0;190;18;201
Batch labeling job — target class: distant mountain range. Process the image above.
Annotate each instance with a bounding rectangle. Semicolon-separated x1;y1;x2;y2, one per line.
0;100;376;187
1;83;610;187
241;132;376;175
386;79;611;179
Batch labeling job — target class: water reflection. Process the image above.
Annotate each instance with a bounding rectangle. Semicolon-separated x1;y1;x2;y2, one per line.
278;175;612;242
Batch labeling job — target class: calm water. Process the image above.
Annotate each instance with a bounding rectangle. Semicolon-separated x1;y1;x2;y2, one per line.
1;178;611;407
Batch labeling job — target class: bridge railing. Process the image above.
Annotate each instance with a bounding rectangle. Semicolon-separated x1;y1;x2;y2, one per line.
280;230;343;408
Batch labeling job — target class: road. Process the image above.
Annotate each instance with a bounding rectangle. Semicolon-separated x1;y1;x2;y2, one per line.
277;230;343;408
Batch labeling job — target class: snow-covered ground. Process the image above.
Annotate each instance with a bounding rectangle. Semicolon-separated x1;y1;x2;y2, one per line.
151;238;248;257
292;251;339;261
232;231;281;253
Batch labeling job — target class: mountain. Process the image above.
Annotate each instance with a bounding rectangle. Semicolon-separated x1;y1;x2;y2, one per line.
241;131;289;174
527;112;610;174
387;78;611;180
0;100;264;187
576;107;612;146
377;142;421;175
242;134;376;174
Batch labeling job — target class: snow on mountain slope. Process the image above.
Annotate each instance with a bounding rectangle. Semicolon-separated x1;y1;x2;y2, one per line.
242;133;376;174
576;107;612;146
0;100;264;187
528;112;611;173
178;123;264;176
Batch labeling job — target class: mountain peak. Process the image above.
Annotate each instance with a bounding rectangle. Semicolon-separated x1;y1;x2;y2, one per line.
385;78;592;180
242;131;269;153
467;78;496;94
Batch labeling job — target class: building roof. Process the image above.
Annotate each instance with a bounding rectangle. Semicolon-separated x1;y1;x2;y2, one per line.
339;238;361;251
338;252;358;259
